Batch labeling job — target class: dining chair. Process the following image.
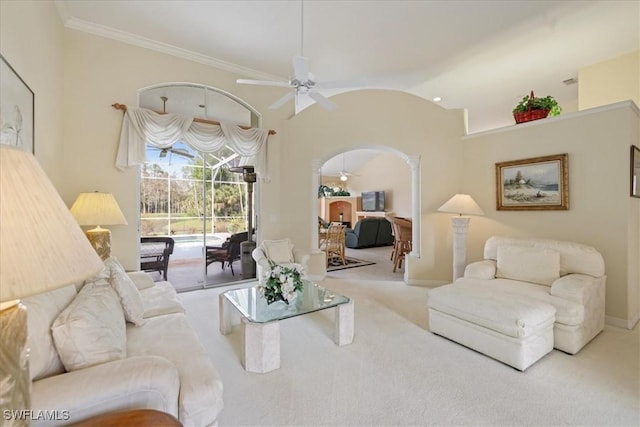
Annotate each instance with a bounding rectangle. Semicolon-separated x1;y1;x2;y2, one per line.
325;223;346;266
390;217;412;272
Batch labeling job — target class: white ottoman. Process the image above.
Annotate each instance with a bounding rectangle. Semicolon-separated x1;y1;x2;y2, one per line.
427;283;556;371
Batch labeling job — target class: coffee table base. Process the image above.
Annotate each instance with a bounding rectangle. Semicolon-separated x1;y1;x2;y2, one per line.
219;295;354;373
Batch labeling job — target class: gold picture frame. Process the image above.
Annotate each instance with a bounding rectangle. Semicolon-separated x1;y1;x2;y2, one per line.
496;153;569;211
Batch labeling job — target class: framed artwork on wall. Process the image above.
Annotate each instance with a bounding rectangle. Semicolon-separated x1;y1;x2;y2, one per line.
1;54;34;154
631;145;640;198
496;153;569;211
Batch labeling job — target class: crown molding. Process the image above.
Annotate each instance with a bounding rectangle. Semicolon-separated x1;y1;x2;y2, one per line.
61;16;284;82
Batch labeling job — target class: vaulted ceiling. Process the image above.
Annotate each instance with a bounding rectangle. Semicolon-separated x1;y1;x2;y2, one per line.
54;0;639;174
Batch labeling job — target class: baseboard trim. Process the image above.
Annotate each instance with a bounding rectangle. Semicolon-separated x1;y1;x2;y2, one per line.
605;311;640;330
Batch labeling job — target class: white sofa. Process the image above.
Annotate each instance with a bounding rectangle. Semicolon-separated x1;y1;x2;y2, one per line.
252;238;309;284
427;236;606;369
22;257;223;426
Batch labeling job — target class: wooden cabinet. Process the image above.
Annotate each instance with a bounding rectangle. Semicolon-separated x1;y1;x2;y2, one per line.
319;197;361;228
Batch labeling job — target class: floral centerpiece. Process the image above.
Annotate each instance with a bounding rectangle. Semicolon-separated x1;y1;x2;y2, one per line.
259;260;304;304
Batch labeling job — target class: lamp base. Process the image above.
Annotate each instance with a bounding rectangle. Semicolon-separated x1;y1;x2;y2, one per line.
0;302;29;427
85;227;111;260
451;216;471;281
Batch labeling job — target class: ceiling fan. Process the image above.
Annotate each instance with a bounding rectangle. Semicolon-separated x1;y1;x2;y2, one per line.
236;1;361;111
149;146;195;160
237;56;340;111
339;153;359;182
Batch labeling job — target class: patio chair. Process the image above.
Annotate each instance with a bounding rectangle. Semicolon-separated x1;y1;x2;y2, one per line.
140;236;175;280
206;231;248;276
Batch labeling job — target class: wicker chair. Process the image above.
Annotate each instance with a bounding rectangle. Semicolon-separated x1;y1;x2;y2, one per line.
389;217;412;272
140;236;175;280
325;223;347;266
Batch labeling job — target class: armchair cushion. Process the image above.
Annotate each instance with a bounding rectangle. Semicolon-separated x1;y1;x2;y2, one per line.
496;245;560;286
51;280;126;372
262;239;295;263
253;238;308;284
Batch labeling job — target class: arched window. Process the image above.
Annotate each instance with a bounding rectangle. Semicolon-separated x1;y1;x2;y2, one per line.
138;83;261;291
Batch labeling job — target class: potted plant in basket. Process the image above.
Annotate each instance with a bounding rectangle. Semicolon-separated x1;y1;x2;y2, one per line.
513;91;561;124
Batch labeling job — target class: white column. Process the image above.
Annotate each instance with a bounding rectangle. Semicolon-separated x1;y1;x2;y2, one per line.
451;216;470;281
407;155;421;258
310;159;323;252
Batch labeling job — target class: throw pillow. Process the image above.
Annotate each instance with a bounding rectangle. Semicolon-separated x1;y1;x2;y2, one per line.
51;280;126;372
127;270;156;291
496;245;560;286
104;257;145;326
263;239;294;263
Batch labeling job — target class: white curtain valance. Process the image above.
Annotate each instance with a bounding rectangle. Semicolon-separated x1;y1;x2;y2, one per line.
115;107;270;178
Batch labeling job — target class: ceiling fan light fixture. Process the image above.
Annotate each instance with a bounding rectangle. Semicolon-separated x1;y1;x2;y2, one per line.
340;173;348;182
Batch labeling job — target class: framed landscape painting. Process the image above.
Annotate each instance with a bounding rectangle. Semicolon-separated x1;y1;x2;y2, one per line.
496;153;569;211
0;54;34;153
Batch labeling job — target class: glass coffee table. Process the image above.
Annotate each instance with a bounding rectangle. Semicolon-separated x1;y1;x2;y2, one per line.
219;280;354;373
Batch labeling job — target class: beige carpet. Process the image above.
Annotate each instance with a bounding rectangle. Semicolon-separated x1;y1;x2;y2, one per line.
179;278;640;426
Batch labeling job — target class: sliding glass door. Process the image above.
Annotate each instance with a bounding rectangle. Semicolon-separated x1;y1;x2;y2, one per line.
140;142;250;291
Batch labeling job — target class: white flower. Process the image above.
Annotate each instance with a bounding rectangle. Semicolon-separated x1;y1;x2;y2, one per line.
282;280;295;295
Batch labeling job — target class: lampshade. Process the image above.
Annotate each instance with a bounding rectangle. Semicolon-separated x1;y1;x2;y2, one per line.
0;145;104;303
438;194;484;216
70;192;128;226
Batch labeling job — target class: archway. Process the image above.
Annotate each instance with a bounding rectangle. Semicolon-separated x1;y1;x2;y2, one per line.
311;145;420;282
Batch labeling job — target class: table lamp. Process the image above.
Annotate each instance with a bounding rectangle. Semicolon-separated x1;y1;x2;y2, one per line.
70;191;128;260
438;194;484;281
0;145;104;422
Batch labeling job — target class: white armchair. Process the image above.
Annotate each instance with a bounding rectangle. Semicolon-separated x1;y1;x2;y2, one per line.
252;238;310;284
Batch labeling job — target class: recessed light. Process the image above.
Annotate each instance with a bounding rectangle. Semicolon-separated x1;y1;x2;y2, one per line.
433;97;442;102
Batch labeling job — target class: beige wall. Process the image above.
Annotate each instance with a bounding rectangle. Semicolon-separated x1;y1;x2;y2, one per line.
0;0;64;185
463;102;640;327
280;89;467;283
579;50;640;111
61;29;292;270
345;152;412;218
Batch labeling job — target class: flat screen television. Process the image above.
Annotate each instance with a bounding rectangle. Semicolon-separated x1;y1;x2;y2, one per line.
361;191;385;212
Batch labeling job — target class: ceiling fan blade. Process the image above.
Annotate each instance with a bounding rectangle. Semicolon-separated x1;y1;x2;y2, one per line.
315;78;369;90
269;91;295;110
236;78;291;88
308;90;337;111
170;148;195;159
293;56;309;82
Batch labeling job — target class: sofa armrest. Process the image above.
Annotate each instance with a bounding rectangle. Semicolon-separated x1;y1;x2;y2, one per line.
463;260;496;280
31;355;179;427
550;274;600;305
127;271;156;290
251;247;270;270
